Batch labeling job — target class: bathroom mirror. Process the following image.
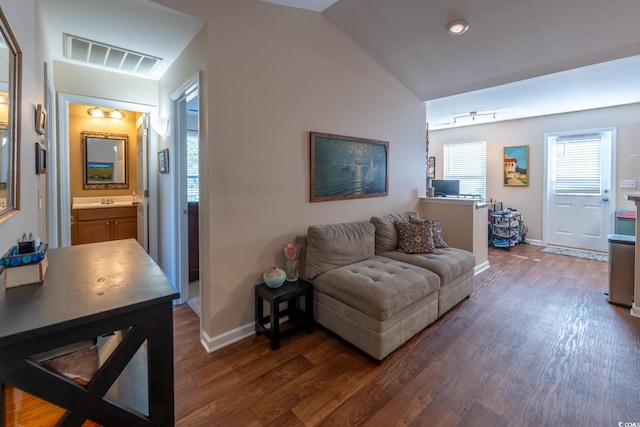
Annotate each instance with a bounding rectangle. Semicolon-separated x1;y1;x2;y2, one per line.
82;131;129;190
0;7;22;223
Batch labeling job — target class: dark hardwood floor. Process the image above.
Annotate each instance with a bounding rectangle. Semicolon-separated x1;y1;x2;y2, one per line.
173;244;640;426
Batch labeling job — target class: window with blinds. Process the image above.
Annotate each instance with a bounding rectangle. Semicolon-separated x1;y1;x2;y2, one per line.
553;134;602;195
443;140;486;199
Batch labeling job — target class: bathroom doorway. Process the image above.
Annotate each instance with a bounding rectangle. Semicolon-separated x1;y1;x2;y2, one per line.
57;93;153;250
172;74;201;316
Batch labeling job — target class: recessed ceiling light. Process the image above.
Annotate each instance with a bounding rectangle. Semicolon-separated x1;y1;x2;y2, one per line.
447;19;469;35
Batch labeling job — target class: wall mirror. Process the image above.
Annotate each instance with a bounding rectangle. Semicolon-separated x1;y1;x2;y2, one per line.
0;7;22;223
82;131;129;190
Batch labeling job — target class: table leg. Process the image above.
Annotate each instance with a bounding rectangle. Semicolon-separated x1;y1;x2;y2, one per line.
146;303;175;426
255;293;263;335
305;291;314;333
271;300;280;350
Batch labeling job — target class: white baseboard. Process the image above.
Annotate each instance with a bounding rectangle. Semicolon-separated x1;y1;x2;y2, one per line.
200;322;255;353
199;316;291;353
474;261;490;275
631;303;640;319
525;239;543;246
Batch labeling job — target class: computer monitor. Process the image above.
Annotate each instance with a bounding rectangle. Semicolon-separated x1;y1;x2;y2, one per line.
431;179;460;197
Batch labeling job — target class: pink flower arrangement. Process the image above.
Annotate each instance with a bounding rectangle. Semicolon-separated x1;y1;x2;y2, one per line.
284;243;299;261
283;244;300;282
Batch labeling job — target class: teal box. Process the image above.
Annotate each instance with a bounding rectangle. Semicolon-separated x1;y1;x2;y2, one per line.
615;217;636;236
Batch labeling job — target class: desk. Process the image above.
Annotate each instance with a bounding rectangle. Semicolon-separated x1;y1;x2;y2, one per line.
0;239;179;426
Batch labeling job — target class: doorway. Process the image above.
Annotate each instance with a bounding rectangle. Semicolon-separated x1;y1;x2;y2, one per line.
544;129;615;252
57;93;153;250
172;73;201;316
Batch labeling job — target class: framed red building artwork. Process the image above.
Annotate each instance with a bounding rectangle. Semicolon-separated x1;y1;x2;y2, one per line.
503;145;528;186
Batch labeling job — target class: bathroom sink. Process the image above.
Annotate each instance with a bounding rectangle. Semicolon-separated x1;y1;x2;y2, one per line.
74;202;134;209
72;197;136;210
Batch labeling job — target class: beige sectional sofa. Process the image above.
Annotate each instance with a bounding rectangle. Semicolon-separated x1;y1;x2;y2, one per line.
297;210;475;361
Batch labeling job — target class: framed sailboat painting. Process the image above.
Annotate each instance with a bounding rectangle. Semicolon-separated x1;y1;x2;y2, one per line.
310;131;389;202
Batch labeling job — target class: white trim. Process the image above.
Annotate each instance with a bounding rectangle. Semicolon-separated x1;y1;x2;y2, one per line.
44;63;58;248
170;72;200;306
525;239;543;246
474;261;490;275
631;303;640;318
200;322;256;353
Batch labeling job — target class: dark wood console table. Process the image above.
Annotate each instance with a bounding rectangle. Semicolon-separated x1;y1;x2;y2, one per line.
0;239;179;426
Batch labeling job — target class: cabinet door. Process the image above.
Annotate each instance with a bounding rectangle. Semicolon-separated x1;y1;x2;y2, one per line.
77;220;111;244
113;217;137;241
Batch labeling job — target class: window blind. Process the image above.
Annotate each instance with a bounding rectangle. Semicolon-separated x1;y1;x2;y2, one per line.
187;130;199;202
554;134;602;195
443;140;486;199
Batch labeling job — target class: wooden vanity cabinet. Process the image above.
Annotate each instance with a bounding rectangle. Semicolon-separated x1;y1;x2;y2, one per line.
76;206;137;245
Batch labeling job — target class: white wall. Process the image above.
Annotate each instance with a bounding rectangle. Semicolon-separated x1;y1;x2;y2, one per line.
155;0;426;342
429;103;640;242
53;61;158;106
0;0;46;252
157;27;207;289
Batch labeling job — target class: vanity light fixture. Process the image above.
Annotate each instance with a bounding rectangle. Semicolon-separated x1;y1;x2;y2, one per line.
110;110;125;120
447;19;469;35
87;107;125;120
87;107;104;118
452;111;497;125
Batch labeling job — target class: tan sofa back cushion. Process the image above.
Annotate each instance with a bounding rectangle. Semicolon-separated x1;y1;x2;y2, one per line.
305;221;375;279
370;210;419;253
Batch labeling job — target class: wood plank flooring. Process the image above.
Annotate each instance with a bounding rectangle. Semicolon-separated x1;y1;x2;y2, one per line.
173;245;640;426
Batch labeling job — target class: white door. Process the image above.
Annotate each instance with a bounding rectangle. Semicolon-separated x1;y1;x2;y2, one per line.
136;115;148;251
545;129;614;252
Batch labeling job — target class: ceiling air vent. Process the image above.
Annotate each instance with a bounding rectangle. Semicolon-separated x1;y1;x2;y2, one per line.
63;33;161;76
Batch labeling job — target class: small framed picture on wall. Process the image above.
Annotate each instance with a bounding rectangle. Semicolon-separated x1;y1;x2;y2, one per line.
158;148;169;174
503;145;528;186
35;142;47;174
427;156;435;179
35;104;47;136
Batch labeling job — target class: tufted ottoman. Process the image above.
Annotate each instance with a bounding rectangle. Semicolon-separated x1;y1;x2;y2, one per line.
312;256;439;361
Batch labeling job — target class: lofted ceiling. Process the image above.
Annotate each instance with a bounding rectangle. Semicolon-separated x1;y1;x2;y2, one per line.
41;0;640;130
268;0;640;130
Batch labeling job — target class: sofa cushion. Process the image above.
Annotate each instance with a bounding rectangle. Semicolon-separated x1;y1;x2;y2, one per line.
427;218;448;248
312;256;440;321
409;217;448;249
381;248;476;285
395;220;436;254
305;221;375;279
370;210;419;253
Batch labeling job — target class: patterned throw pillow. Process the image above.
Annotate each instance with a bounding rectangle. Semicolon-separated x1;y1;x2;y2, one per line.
409;217;449;249
395;220;436;254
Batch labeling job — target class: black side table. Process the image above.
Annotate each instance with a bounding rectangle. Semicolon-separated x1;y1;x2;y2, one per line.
255;279;314;349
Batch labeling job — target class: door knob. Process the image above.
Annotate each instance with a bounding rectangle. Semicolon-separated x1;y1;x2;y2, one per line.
602;197;609;201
